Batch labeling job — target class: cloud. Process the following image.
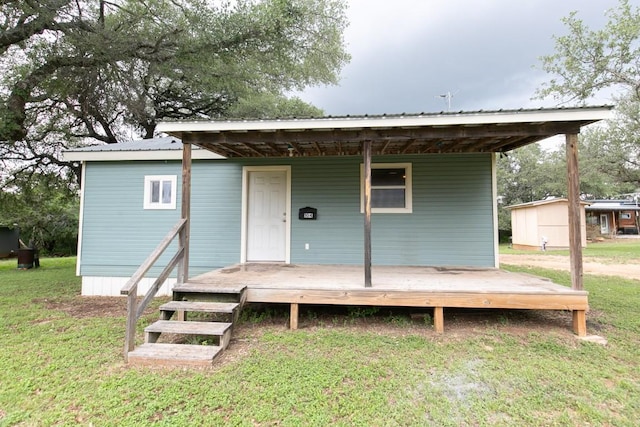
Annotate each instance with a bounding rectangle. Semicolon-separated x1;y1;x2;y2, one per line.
296;0;620;115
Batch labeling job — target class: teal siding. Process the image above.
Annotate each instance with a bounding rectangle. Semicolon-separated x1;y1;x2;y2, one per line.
289;154;495;266
80;153;495;277
80;161;182;277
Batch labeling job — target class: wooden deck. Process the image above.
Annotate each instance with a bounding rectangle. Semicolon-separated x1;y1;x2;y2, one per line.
182;264;588;335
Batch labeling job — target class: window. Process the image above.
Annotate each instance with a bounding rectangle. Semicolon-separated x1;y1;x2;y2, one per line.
143;175;177;210
620;212;632;220
361;163;412;213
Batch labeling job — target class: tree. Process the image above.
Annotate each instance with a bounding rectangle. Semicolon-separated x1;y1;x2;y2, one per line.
537;0;640;189
0;0;350;180
0;172;78;255
496;144;566;231
0;0;349;253
496;141;626;232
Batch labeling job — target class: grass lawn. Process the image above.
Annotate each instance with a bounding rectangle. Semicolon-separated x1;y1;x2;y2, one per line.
1;257;639;425
501;238;640;262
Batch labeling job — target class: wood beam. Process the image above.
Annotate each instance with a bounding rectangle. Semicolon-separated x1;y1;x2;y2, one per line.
566;133;583;291
363;139;372;288
201;122;582;146
178;141;191;283
434;307;444;333
573;310;587;336
290;303;299;330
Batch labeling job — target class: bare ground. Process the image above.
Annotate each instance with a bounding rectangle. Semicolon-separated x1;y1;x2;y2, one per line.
32;254;630;361
500;254;640;281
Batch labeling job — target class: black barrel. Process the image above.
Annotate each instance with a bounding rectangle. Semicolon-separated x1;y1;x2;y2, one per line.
17;248;35;269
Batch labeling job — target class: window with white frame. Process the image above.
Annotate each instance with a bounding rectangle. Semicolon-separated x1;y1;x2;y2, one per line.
360;163;412;213
143;175;177;210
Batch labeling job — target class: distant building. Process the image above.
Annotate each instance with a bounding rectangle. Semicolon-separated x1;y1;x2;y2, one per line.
585;200;640;237
507;198;588;250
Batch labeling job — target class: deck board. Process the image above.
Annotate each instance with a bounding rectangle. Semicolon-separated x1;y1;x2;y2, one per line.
128;343;222;367
185;264;588;334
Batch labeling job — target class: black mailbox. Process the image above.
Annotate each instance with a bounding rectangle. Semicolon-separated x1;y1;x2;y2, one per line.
298;207;318;220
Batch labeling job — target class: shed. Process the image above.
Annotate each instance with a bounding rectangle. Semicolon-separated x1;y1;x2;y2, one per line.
0;226;19;258
507;198;588;250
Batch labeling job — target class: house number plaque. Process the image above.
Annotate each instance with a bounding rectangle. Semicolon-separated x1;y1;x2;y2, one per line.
298;207;318;220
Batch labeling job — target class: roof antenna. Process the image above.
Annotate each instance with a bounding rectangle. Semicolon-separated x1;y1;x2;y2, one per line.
436;90;459;112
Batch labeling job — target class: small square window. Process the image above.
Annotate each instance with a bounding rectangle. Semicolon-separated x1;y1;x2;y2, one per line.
144;175;177;210
361;163;412;213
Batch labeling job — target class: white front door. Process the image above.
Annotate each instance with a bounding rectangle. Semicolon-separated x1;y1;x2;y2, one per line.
246;170;287;262
600;214;609;234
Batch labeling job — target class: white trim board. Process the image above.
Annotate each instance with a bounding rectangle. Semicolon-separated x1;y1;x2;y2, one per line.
81;276;176;296
157;107;612;134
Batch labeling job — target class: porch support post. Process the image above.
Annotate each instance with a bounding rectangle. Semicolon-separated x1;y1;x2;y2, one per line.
566;133;583;291
290;303;299;330
567;133;587;337
363;139;372;287
433;307;444;334
178;140;192;284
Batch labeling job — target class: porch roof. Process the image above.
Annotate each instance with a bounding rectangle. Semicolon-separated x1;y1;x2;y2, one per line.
156;106;612;158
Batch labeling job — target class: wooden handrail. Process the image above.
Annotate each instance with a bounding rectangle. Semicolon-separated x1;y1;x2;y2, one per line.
121;218;187;361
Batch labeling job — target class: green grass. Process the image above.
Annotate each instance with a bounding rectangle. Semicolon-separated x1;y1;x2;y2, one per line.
501;239;640;262
1;257;640;425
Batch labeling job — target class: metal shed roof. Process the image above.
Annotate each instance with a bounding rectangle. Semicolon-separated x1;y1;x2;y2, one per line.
156;106;612;158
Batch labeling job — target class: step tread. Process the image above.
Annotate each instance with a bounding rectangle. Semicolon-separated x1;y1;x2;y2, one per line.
173;283;247;294
160;301;239;314
128;343;222;367
145;320;232;336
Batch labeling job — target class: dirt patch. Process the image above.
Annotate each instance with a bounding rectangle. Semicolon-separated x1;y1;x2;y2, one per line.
500;254;640;281
32;296;164;319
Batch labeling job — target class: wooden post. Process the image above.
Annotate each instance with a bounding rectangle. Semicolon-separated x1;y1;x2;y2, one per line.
290;303;299;330
611;213;617;237
434;307;444;334
178;140;192;284
566;133;583;291
567;133;587;336
123;292;137;361
573;310;587;336
363;139;372;287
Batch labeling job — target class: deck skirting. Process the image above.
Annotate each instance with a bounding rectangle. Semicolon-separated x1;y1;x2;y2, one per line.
245;288;588;310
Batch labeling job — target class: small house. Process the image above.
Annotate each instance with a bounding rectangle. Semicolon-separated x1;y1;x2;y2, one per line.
585;200;640;237
63;106;610;364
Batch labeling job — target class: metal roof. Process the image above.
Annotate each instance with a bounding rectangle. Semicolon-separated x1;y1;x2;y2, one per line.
585;200;640;211
156;106;613;158
65;137;182;152
506;198;590;210
61;137;225;162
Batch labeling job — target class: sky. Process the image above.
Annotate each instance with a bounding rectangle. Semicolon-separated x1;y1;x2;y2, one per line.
295;0;622;116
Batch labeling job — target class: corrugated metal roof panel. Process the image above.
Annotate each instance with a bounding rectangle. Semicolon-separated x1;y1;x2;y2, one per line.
67;137;182;153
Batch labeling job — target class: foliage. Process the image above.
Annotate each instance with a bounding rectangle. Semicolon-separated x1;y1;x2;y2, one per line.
0;0;350;179
496;145;565;230
0;172;78;254
497;138;636;231
0;0;349;255
1;257;640;425
537;0;640;189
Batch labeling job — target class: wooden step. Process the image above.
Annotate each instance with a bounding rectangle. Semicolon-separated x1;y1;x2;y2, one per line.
173;283;247;303
159;301;239;320
172;283;247;294
145;320;232;349
128;343;222;367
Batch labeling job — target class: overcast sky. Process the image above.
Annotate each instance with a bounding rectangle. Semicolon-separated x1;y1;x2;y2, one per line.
295;0;621;116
